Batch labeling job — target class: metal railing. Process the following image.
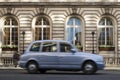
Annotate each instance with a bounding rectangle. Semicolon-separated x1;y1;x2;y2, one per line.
0;57;120;67
104;57;120;66
0;57;14;67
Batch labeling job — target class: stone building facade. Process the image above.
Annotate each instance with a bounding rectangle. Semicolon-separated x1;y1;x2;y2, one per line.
0;0;120;59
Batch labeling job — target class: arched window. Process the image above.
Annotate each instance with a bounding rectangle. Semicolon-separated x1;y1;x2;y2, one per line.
66;17;82;47
98;17;113;47
3;17;18;47
35;16;50;40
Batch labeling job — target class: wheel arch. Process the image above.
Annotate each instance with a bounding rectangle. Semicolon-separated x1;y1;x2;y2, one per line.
81;60;97;69
25;59;39;68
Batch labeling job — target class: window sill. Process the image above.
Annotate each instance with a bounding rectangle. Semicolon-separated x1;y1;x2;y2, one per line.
2;48;18;51
99;47;115;51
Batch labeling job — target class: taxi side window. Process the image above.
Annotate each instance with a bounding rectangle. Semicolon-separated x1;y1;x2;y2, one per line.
30;43;41;52
42;42;57;52
60;42;72;52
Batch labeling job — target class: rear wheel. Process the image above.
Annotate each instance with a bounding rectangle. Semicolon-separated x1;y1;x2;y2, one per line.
82;61;97;75
27;61;38;74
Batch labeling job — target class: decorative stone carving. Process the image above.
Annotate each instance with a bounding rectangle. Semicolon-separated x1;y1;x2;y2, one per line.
7;7;12;14
105;7;110;14
39;6;45;14
72;6;77;14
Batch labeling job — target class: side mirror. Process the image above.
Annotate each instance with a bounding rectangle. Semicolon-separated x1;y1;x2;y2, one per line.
71;49;76;53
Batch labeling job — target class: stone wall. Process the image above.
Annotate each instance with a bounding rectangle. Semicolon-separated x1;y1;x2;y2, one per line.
0;2;120;57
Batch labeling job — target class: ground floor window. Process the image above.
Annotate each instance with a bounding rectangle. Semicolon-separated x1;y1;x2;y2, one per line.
66;17;82;50
98;17;114;51
35;16;50;40
35;27;50;40
2;16;18;51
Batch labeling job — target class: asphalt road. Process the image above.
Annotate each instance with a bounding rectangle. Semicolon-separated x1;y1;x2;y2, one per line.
0;69;120;80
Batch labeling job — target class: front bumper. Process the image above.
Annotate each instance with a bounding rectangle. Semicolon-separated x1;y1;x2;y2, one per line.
96;61;105;70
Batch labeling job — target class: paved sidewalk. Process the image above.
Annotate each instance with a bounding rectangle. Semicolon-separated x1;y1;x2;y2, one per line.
105;67;120;71
0;66;22;70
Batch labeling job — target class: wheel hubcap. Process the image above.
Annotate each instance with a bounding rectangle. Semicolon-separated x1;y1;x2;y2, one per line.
28;64;36;70
85;64;93;71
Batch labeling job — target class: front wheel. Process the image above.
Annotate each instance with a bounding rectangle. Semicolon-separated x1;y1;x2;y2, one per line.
27;62;38;74
82;61;97;75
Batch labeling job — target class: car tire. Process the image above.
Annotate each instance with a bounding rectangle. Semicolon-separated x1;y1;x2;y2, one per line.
82;61;97;75
27;61;38;74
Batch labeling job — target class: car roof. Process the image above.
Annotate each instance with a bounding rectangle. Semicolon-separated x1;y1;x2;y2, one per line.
32;40;71;43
